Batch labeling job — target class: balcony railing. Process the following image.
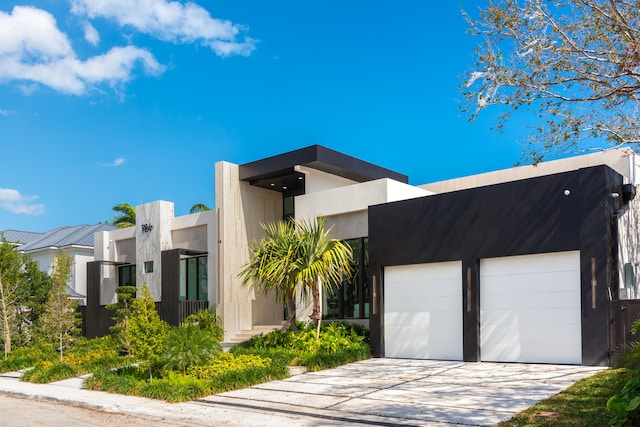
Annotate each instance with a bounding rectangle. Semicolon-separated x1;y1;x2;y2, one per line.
178;300;209;324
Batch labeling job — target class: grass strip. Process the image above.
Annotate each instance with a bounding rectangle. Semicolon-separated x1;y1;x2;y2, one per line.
497;368;628;426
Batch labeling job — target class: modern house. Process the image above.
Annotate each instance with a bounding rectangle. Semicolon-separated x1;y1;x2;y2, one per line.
1;224;118;301
86;145;640;366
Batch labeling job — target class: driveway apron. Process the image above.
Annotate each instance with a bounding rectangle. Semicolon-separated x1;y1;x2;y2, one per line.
199;358;604;426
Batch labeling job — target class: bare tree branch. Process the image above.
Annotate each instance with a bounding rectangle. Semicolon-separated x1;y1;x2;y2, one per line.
462;0;640;162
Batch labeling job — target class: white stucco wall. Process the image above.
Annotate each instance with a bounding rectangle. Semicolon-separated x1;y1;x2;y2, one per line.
295;178;432;220
29;251;55;276
619;201;640;298
24;246;93;301
298;165;358;193
93;231;109;261
94;227;135;262
73;251;94;298
170;209;217;305
421;148;637;193
617;155;640;298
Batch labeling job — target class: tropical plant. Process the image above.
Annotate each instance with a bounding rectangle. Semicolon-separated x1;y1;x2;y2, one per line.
295;218;353;339
124;283;169;382
462;0;640;163
40;252;79;362
240;220;301;332
607;375;640;425
162;325;221;374
111;203;136;228
608;316;640;424
189;203;210;214
182;308;224;342
240;217;352;339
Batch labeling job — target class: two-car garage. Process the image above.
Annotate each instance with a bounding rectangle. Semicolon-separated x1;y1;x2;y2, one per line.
370;165;623;366
384;251;582;365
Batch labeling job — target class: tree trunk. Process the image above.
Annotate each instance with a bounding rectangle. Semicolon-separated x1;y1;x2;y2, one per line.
59;333;63;362
0;279;11;359
280;290;298;332
310;279;321;341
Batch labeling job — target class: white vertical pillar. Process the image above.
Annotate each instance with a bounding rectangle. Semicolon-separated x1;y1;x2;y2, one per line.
136;201;174;301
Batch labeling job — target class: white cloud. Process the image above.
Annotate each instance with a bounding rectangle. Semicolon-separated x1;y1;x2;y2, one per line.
99;156;126;167
71;0;256;57
0;188;45;216
0;109;11;117
0;6;165;95
84;22;100;46
0;6;73;59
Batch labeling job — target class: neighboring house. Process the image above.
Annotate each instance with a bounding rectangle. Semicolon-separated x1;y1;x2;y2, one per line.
86;145;640;366
1;224;118;303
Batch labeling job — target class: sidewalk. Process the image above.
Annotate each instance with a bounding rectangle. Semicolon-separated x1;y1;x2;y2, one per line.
0;359;605;427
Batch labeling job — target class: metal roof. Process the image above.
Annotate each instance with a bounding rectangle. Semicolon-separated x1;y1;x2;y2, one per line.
0;230;44;245
3;223;117;252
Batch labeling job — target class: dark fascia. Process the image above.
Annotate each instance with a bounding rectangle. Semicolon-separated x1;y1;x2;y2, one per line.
239;145;408;184
176;248;208;257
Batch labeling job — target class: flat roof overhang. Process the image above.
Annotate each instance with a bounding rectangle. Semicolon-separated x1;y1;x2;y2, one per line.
239;145;408;193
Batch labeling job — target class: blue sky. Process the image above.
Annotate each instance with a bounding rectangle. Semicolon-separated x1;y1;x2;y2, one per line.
1;1;533;232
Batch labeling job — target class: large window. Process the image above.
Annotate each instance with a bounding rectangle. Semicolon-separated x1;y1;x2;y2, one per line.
118;264;136;287
323;238;369;319
179;255;208;301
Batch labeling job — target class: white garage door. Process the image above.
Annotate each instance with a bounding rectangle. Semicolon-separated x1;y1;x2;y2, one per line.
384;261;463;360
480;251;582;364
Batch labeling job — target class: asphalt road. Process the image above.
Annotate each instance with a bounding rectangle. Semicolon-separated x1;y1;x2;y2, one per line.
0;395;189;427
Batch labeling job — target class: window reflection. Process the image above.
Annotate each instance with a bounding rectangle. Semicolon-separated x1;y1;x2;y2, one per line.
322;237;369;319
179;255;208;301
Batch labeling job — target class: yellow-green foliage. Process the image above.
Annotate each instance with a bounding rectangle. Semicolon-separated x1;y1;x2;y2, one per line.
188;353;271;379
64;347;119;367
21;337;125;383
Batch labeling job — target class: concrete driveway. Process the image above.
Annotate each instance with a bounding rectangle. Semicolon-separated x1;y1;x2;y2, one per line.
199;358;604;426
0;358;604;426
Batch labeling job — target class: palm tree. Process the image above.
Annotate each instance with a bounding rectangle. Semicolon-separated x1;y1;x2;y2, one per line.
112;203;136;228
295;217;353;339
190;204;211;214
240;220;300;332
240;217;352;339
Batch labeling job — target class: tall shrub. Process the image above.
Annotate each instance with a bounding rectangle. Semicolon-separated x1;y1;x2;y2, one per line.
40;252;79;362
106;285;137;355
124;283;169;382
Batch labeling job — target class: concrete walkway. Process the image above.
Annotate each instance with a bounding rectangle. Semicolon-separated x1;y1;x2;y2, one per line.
0;359;605;426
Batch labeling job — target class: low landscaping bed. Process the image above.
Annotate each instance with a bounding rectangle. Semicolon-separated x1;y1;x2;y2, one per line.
0;323;368;403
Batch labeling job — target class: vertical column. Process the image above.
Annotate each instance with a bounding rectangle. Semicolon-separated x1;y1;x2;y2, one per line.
136;201;174;301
